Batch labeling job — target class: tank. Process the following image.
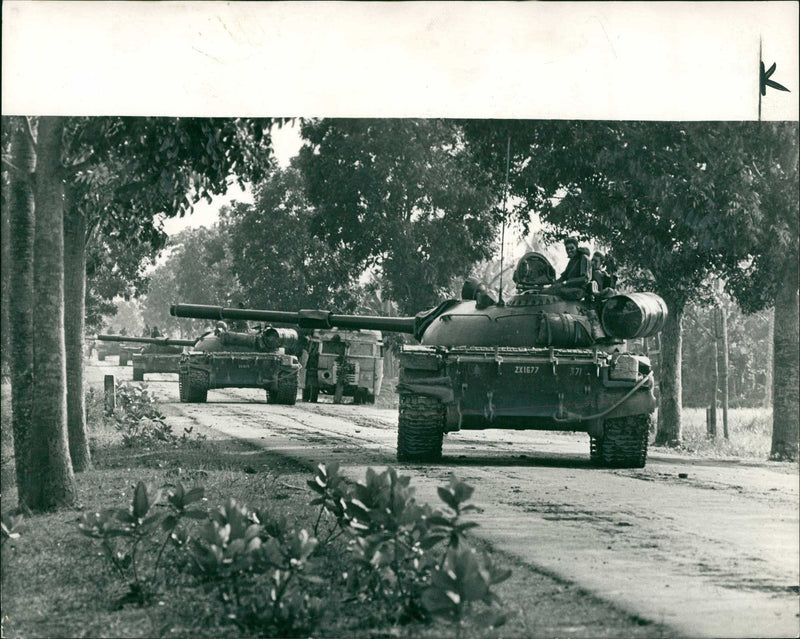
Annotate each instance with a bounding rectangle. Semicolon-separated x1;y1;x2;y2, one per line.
167;323;302;405
170;252;667;467
302;328;384;404
96;334;195;380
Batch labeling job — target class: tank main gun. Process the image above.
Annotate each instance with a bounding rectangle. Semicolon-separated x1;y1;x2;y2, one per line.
96;334;196;347
170;304;417;336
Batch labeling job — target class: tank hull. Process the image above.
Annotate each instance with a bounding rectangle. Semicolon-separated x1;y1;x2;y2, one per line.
177;351;301;405
397;344;655;468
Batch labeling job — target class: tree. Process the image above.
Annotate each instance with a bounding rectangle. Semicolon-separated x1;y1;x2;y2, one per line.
6;119;37;508
31;117;78;510
724;122;798;460
2;117;278;510
298;119;500;314
223;166;363;312
464;121;768;446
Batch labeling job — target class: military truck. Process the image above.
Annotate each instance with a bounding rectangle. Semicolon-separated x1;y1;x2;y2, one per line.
302;328;383;404
170;254;666;467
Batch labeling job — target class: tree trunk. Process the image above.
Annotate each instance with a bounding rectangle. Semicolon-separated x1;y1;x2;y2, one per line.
770;252;799;461
719;305;729;439
1;169;11;380
8;122;36;510
64;192;92;471
655;301;683;446
29;117;77;511
763;311;774;408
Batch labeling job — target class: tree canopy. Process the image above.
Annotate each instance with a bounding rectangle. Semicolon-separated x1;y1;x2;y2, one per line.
297;119;501;314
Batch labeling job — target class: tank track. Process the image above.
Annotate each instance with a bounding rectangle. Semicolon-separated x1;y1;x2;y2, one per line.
179;367;208;403
592;414;650;468
397;393;444;462
132;368;144;382
267;372;298;405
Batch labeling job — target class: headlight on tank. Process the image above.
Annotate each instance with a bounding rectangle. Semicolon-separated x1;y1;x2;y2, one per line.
610;353;639;381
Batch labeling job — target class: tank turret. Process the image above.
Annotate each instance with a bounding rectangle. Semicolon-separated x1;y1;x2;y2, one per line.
170;252;667;467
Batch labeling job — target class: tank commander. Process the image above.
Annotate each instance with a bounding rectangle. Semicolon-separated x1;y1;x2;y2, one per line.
549;237;591;300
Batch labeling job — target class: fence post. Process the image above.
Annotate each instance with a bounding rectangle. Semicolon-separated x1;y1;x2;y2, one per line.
104;374;116;415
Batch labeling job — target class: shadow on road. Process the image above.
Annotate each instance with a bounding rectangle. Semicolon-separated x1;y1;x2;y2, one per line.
437;452;595;470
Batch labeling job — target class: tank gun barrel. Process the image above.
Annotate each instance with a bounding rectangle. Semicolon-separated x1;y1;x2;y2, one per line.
170;303;416;335
96;334;196;347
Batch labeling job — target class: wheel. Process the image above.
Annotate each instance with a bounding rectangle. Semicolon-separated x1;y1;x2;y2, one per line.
184;368;208;403
132;368;144;382
268;373;298;405
593;414;650;468
352;388;364;405
397;393;444;462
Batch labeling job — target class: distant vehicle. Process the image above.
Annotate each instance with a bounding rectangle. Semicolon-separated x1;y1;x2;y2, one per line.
302;328;383;404
96;335;195;380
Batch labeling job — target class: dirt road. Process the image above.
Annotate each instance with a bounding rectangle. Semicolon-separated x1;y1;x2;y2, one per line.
92;363;800;638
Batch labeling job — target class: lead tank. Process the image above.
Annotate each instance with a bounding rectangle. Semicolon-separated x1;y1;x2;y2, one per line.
175;323;301;405
170;252;667;467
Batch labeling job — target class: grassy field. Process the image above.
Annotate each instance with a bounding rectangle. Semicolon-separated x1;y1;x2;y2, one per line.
0;382;677;639
665;406;773;458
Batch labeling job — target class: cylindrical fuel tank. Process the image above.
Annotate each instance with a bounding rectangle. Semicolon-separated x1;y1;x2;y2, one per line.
601;293;668;339
262;327;299;351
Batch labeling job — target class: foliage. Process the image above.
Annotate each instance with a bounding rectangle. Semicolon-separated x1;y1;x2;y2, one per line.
682;299;772;408
298;119;501;314
78;480;206;606
465;121;769;308
223;166;364;312
140;225;243;337
110;383;176;447
308;463;511;630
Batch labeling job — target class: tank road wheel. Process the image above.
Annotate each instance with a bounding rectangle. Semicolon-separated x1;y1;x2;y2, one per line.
182;369;208;403
593;414;650;468
268;373;298;405
132;368;144;382
397;393;444;462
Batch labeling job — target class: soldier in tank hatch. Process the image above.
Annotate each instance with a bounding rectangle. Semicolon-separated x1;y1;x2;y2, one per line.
549;237;591;300
590;251;617;301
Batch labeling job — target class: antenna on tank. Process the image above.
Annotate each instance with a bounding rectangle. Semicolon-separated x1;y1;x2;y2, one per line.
497;136;511;307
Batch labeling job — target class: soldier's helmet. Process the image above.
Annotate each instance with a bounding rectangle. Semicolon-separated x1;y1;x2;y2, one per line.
513;252;556;291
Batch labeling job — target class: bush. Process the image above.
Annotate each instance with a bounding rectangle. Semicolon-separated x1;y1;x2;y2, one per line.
79;463;511;636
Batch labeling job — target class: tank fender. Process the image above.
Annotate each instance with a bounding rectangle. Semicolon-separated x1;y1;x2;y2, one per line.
396;377;454;404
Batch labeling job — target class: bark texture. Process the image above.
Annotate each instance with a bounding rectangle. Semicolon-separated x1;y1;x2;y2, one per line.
655;302;683;446
770;252;799;460
8;124;36;510
64;193;91;471
30;117;77;510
